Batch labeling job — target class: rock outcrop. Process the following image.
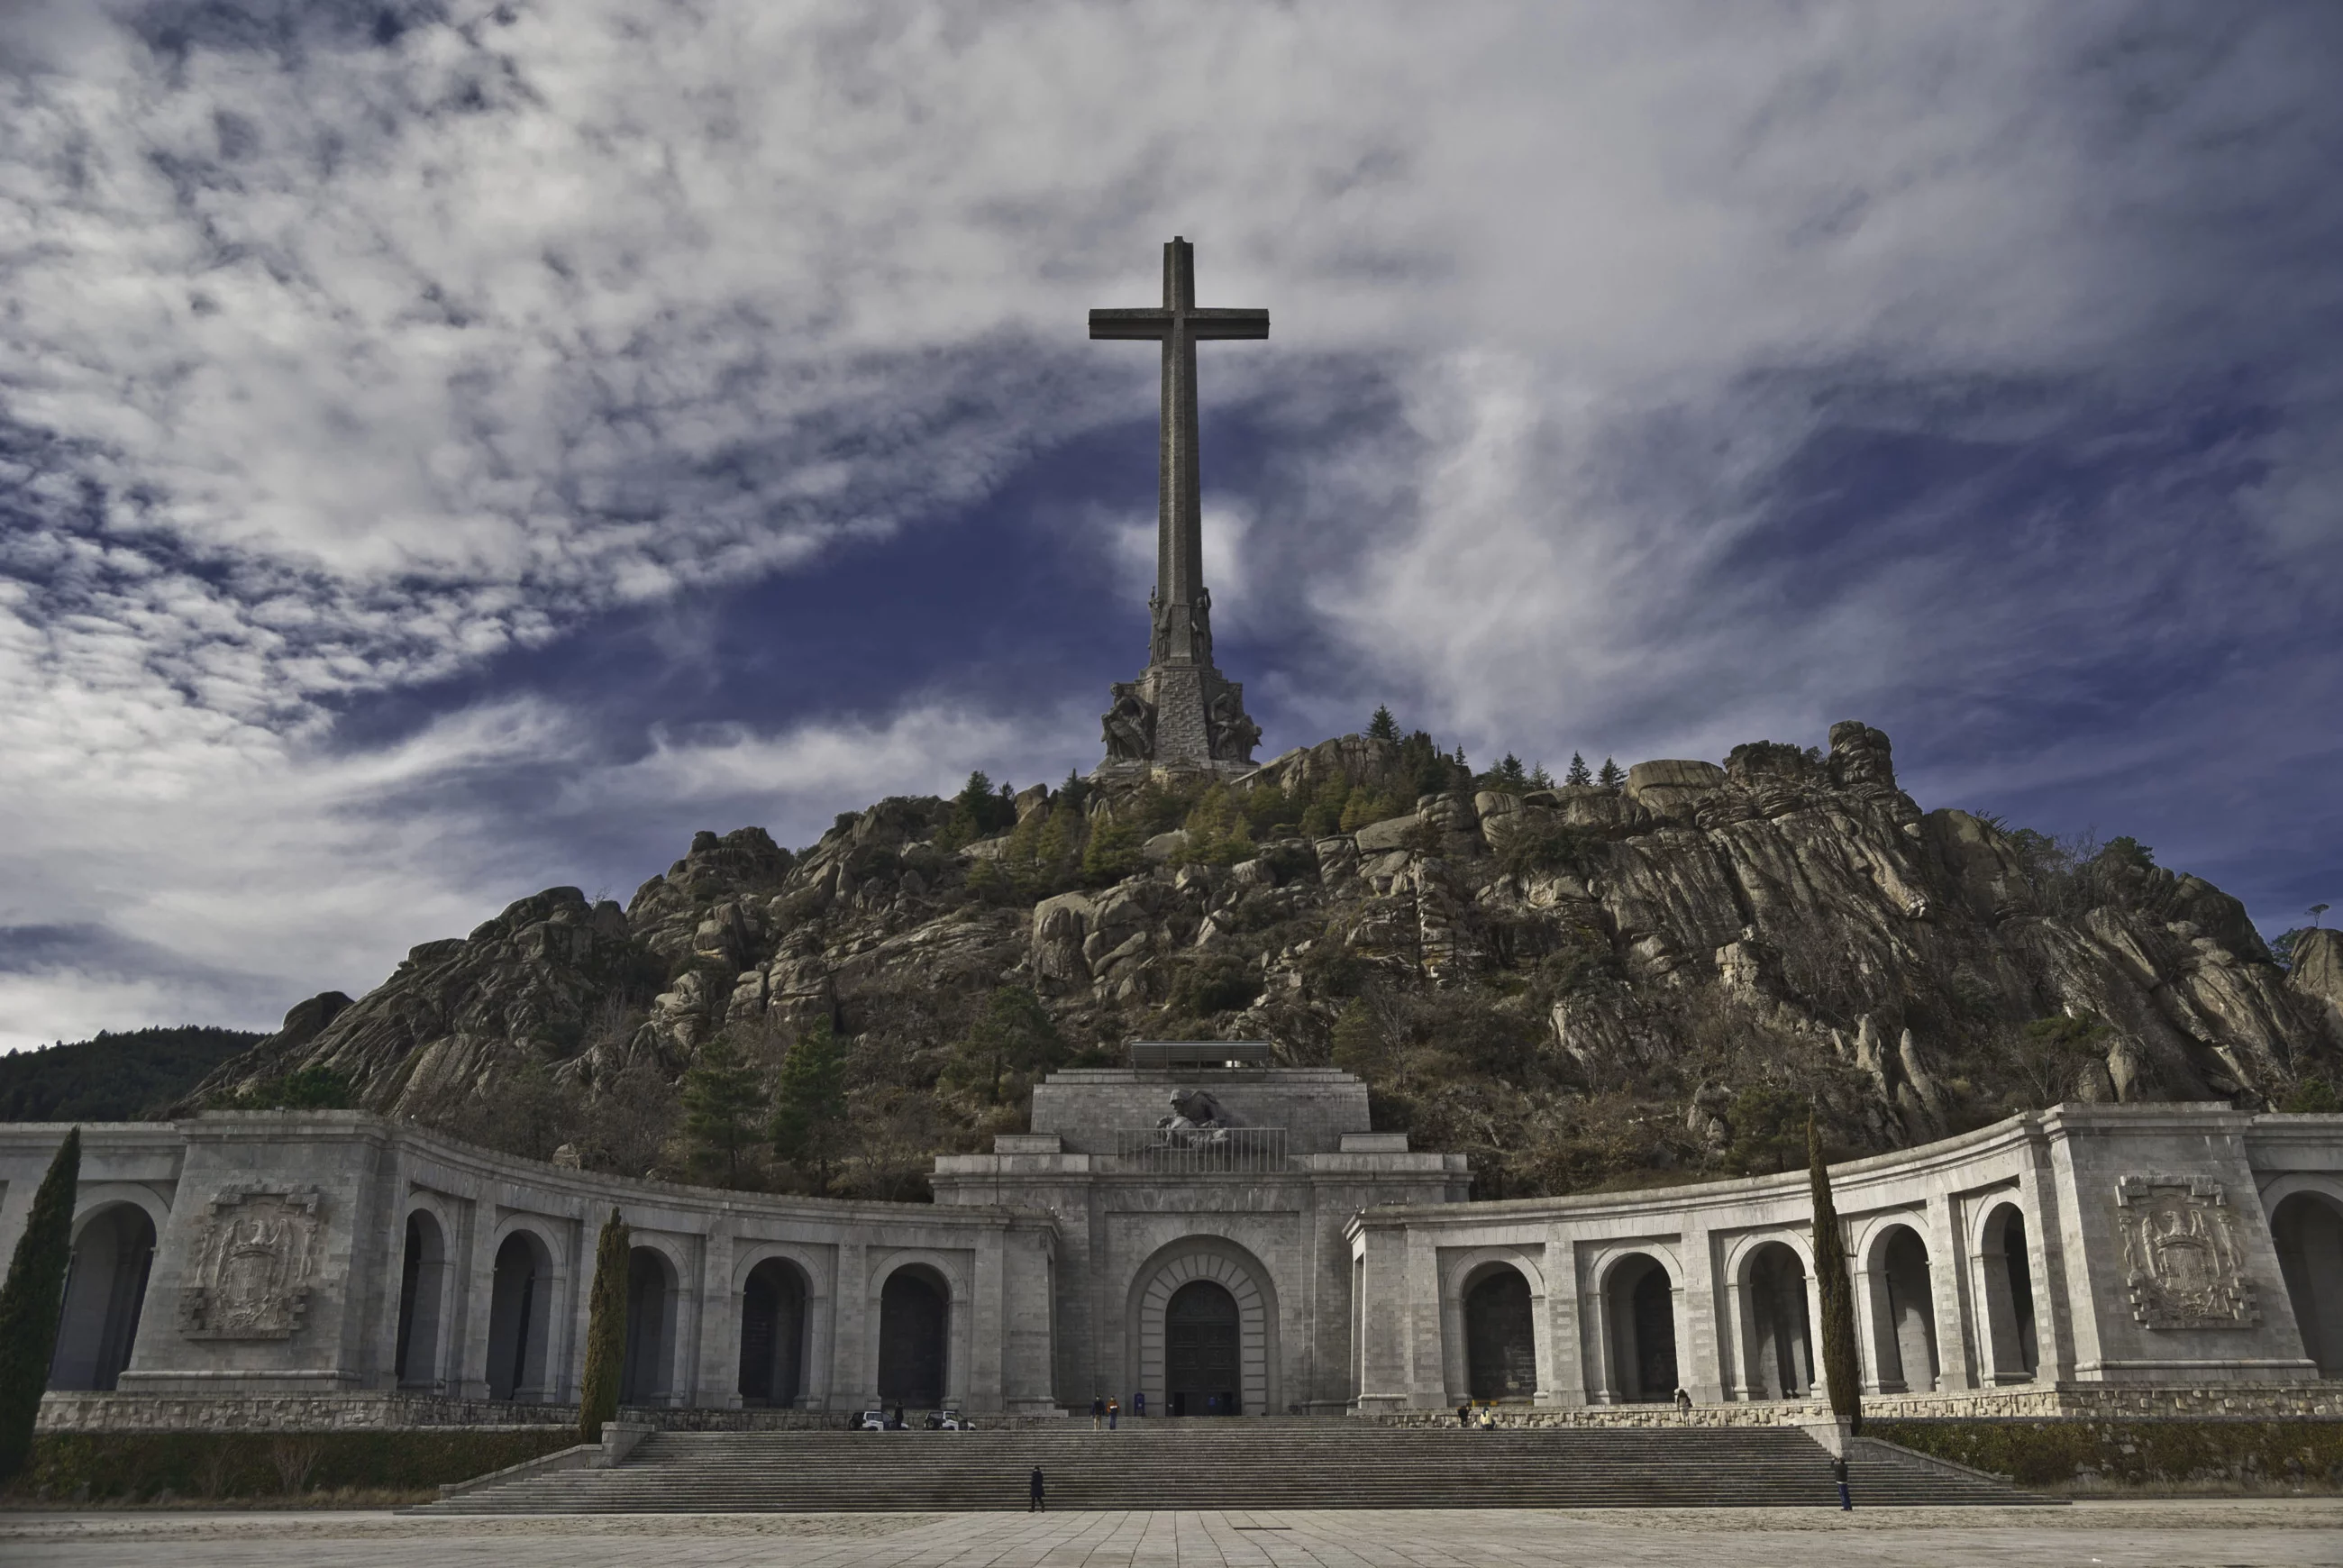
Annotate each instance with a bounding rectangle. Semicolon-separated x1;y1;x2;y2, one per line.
191;723;2341;1196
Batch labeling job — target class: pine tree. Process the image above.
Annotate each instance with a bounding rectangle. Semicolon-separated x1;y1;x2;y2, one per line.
679;1035;766;1189
1366;706;1399;742
771;1019;848;1188
1529;761;1554;789
1596;757;1624;789
0;1128;79;1481
1808;1116;1863;1434
1565;752;1592;787
578;1208;628;1445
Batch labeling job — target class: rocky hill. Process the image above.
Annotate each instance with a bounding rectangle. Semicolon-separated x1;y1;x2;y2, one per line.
191;720;2343;1199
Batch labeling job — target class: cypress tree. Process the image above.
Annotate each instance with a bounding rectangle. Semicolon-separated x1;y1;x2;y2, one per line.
1808;1115;1863;1434
0;1127;80;1481
578;1208;629;1445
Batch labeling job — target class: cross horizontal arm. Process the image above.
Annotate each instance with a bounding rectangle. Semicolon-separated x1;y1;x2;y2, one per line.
1089;307;1270;342
1184;309;1270;340
1089;308;1172;341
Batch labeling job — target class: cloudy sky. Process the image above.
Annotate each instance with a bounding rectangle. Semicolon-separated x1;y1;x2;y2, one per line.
3;1;2339;1051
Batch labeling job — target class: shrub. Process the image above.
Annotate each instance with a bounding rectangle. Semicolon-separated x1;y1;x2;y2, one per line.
222;1065;356;1110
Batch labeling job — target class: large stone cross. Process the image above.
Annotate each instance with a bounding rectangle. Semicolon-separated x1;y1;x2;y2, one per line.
1090;238;1267;671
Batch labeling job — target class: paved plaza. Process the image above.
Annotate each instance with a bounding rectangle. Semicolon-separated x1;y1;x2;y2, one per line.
2;1501;2340;1568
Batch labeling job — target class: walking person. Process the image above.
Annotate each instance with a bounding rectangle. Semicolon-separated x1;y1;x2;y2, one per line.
1456;1401;1472;1428
1108;1398;1119;1430
1091;1395;1105;1430
1673;1387;1691;1420
1134;1390;1145;1419
1832;1453;1852;1511
1029;1465;1045;1512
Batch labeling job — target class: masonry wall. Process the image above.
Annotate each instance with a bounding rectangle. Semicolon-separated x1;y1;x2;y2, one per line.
0;1113;1061;1420
1347;1106;2343;1415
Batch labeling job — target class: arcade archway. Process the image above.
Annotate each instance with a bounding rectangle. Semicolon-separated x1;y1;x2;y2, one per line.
486;1229;555;1400
1603;1253;1678;1402
739;1256;810;1408
877;1264;949;1409
2273;1190;2343;1378
1464;1266;1537;1401
1869;1225;1938;1393
48;1204;155;1391
1737;1241;1812;1399
394;1209;450;1390
1979;1203;2038;1382
621;1245;679;1406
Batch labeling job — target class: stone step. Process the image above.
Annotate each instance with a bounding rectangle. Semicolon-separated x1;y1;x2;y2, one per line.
422;1424;2045;1513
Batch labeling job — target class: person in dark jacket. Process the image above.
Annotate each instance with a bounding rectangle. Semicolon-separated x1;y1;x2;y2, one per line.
1029;1466;1045;1512
1091;1395;1105;1429
1832;1453;1852;1510
1456;1401;1472;1427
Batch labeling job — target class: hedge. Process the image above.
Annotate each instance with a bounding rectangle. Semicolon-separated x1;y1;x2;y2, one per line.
1;1428;577;1504
1873;1418;2343;1491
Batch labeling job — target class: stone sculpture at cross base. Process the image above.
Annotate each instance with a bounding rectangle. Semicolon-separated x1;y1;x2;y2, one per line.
1090;237;1265;779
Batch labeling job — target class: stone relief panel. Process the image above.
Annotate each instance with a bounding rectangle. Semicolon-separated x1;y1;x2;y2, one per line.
178;1186;325;1340
2114;1175;2257;1329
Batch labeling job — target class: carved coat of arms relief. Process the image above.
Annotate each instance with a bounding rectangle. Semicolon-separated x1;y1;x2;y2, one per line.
178;1186;324;1339
2114;1175;2257;1329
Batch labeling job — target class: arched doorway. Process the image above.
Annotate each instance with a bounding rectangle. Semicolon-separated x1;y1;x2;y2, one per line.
1871;1226;1938;1393
1165;1280;1241;1416
48;1204;155;1391
1129;1239;1277;1418
877;1265;948;1409
1739;1242;1812;1399
2273;1191;2343;1377
1605;1253;1678;1402
739;1257;809;1408
621;1246;678;1406
1464;1267;1537;1401
486;1230;553;1401
1980;1203;2038;1382
394;1210;449;1390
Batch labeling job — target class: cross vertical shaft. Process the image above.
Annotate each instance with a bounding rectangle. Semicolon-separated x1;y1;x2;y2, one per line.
1089;238;1268;770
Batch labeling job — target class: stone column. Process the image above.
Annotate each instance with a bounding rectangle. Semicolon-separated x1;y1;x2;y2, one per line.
1540;1225;1585;1407
697;1226;736;1408
832;1240;868;1408
1852;1261;1893;1395
1926;1197;1978;1390
1679;1228;1722;1402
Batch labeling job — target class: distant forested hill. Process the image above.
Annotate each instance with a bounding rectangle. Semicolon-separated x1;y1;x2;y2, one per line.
0;1026;264;1121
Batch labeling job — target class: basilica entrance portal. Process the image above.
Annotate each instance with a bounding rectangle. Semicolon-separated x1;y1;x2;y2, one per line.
1164;1280;1240;1416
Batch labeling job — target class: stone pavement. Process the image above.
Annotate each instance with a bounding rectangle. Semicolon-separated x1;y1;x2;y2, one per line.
2;1500;2340;1567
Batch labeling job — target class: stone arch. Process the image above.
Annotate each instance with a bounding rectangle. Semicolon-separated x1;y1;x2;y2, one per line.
1127;1236;1279;1418
49;1201;157;1391
1732;1239;1813;1400
2271;1188;2343;1378
1863;1222;1939;1394
394;1205;453;1390
1597;1250;1681;1403
1975;1200;2038;1383
739;1253;813;1408
621;1244;682;1406
876;1263;951;1410
485;1225;559;1401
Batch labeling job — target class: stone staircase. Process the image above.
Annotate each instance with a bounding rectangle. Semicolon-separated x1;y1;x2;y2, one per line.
421;1419;2048;1512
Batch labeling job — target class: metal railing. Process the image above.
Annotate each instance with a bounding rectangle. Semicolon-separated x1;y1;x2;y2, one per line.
1113;1126;1289;1174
